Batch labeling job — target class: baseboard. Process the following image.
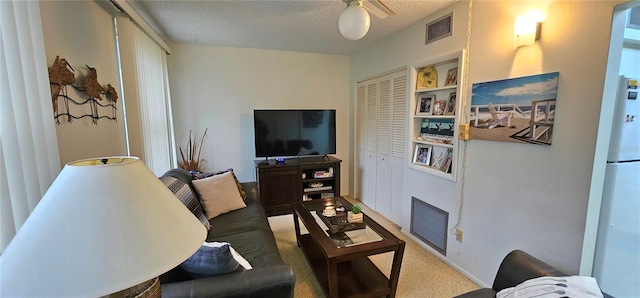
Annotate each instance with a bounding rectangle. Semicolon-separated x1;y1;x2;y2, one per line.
400;229;490;288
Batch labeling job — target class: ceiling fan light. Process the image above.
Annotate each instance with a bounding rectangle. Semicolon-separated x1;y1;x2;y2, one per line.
338;1;370;40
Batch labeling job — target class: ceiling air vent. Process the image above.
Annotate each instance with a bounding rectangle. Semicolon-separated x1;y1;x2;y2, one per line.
426;12;453;45
628;7;640;30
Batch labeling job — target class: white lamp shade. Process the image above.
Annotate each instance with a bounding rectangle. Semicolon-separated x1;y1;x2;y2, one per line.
0;157;207;297
339;4;370;40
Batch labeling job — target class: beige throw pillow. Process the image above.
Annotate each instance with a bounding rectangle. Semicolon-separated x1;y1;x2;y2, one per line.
192;171;247;219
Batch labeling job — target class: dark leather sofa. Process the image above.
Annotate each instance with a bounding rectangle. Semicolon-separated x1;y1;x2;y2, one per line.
158;169;295;298
455;250;610;298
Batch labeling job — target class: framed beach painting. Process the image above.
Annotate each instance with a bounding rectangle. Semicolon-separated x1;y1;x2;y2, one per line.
469;72;559;145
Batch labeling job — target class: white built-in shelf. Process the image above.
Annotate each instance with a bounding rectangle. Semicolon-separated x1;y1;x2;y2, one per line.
413;115;455;120
415;85;458;93
408;49;466;181
413;139;454;149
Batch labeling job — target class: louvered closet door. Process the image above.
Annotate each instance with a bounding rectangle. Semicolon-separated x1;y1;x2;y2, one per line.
389;73;407;223
376;76;392;216
362;79;379;208
355;78;378;208
355;70;406;223
355;81;368;202
376;70;406;224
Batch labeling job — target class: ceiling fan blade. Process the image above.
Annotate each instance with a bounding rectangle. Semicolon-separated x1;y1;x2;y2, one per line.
363;0;396;19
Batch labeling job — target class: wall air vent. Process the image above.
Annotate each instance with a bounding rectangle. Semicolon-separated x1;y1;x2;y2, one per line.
410;197;448;255
628;7;640;30
426;12;453;45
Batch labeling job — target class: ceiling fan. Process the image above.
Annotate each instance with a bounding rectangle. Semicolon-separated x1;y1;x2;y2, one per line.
339;0;396;40
361;0;396;19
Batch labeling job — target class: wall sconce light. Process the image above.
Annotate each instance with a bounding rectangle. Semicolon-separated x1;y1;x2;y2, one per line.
339;0;371;40
514;11;544;48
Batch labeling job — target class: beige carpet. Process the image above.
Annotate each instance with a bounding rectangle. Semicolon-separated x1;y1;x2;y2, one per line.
267;201;480;297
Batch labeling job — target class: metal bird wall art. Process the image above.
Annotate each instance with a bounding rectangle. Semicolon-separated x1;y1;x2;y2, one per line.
48;56;75;113
83;65;103;100
105;84;118;104
47;57;119;124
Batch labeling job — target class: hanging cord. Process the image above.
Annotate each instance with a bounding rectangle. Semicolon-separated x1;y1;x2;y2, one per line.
452;0;473;237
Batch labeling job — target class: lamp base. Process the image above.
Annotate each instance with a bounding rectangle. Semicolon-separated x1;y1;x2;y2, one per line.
103;277;160;298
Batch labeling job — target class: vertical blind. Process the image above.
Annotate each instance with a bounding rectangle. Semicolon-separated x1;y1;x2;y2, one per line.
130;22;174;176
0;0;61;253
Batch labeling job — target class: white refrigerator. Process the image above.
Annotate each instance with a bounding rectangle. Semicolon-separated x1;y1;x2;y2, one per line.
593;76;639;298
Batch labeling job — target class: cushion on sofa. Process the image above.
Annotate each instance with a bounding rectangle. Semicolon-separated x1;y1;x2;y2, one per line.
159;175;211;230
497;276;603;298
192;171;247;219
210;229;284;269
180;242;251;278
193;168;247;202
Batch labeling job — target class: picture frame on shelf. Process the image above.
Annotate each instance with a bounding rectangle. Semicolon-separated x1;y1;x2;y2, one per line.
444;92;456;115
416;94;435;115
444;67;458;86
440;150;453;173
420;118;454;144
420;119;430;134
416;66;438;89
413;144;432;165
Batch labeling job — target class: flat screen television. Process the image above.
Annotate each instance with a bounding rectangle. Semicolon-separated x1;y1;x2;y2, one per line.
254;109;336;158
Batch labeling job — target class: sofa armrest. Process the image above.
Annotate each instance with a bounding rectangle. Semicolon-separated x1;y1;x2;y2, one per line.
454;288;497;298
492;250;566;292
161;264;295;298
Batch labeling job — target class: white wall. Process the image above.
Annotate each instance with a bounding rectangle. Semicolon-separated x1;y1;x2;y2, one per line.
39;1;126;166
167;44;350;187
351;0;623;286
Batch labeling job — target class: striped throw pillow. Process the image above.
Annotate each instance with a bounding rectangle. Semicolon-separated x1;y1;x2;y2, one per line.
160;175;211;230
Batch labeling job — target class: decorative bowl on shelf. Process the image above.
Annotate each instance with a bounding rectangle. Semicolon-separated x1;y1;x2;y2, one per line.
433;100;447;115
309;182;324;188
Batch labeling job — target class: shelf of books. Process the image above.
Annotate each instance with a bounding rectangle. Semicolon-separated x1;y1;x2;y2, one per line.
300;164;338;201
408;49;466;181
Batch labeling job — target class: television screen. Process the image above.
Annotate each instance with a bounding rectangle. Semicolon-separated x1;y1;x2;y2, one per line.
254;109;336;158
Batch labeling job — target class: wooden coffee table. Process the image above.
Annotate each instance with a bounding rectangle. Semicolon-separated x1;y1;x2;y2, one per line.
293;197;405;298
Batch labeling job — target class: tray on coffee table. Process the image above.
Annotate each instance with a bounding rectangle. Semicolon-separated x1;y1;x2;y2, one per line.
316;208;366;234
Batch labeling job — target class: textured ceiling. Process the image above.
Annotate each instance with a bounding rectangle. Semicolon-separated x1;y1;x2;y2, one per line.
127;0;456;55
